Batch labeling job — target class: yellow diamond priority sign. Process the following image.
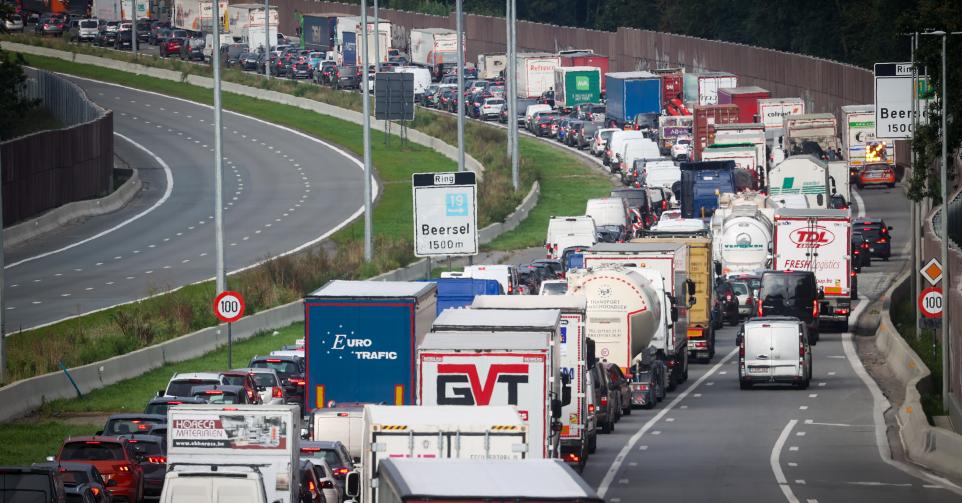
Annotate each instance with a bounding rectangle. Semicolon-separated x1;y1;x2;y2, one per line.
920;258;943;286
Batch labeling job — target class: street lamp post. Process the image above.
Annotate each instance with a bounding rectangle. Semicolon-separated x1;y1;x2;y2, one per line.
456;0;465;173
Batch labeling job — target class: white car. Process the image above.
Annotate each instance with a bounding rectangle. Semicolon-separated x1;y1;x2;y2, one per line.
4;14;24;32
738;317;812;389
539;280;567;295
591;128;619;157
671;137;692;160
304;458;342;503
163;372;228;397
232;367;286;404
480;97;505;120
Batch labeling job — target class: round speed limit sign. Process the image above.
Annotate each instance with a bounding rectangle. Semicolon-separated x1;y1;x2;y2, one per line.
213;291;246;323
918;287;943;319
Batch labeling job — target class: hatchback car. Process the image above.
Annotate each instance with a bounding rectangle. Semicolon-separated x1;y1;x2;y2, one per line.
35;461;109;503
219;370;263;404
232;367;286;404
853;217;893;260
856;163;896;189
4;14;24;32
851;231;872;270
249;355;306;405
190;384;252;404
730;280;755;318
738;317;813;389
56;437;144;503
163;372;228;398
99;413;166;437
290;61;313;80
334;66;359;90
300;440;355;495
603;363;632;418
36;15;65;36
123;435;166;499
159;37;184;57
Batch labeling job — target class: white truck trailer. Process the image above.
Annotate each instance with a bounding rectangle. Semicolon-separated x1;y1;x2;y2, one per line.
841;104;895;170
477;53;507;79
468;295;591;471
768;155;831;209
517;53;561;99
355;405;528;503
782;113;840;159
410;28;459;80
163;404;300;503
773;208;853;326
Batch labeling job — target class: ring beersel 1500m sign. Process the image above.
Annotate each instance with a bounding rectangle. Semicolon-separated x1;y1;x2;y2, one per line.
412;172;478;257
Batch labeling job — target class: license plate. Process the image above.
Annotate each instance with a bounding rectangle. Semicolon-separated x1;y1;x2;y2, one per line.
748;366;768;374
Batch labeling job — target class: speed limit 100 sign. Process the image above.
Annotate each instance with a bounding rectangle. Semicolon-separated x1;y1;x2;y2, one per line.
919;287;943;319
214;291;246;323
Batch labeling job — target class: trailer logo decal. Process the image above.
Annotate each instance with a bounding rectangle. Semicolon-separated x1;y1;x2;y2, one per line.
329;332;398;360
436;364;528;406
789;226;835;248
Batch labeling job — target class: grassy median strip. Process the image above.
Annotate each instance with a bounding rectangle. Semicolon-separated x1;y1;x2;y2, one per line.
0;323;301;465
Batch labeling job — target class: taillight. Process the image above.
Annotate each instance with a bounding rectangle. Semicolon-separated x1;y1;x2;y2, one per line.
662;200;668;211
272;386;284;398
118;465;130;472
565;452;581;463
757;298;764;317
588;404;596;414
726;293;733;301
877;237;888;243
812;300;819;318
308;480;316;492
739;337;745;357
799;338;806;358
601;396;608;406
290;377;305;386
862;242;870;249
835;308;850;315
333;467;350;478
147;456;166;464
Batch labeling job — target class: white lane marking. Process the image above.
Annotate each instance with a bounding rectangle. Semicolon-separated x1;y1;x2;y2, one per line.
827;371;836;376
804;421;853;427
788;462;798;467
4;133;173;271
808;394;818;398
806;500;818;503
771;419;800;503
827;355;846;359
795;480;806;485
796;431;806;436
638;445;648;451
818;382;826;387
842;303;962;495
598;347;738;498
924;484;946;489
799;406;809;410
852;188;866;218
846;481;912;487
652;431;662;435
789;446;799;452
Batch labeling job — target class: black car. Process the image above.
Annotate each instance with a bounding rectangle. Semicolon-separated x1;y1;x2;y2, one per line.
531;259;563;280
240;51;261;71
316;63;338;85
222;43;248;67
851;231;872;270
249;355;306;406
758;270;820;344
533;113;559;137
516;263;547;294
38;462;110;503
300;440;356;493
589;364;616;433
603;362;632;417
144;396;206;415
0;466;66;502
334;65;359;90
114;28;133;50
714;279;740;326
289;61;313;80
148;21;170;44
182;37;205;61
853;217;892;260
566;121;585;147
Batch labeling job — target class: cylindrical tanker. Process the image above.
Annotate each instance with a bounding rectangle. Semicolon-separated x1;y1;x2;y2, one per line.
566;267;661;372
718;207;773;275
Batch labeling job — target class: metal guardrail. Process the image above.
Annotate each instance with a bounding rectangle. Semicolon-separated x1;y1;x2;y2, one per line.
21;69;106;126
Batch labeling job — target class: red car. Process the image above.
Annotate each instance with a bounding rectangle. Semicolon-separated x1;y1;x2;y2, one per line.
855;163;896;189
57;436;144;503
159;37;183;58
219;370;263;404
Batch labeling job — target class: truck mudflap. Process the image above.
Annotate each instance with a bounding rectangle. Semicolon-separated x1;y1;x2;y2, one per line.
819;298;851;323
686;325;714;362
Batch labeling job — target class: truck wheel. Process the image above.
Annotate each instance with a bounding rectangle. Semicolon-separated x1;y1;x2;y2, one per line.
798;378;810;390
740;381;753;390
667;369;678;392
644;392;655;409
601;419;612;434
622;402;632;415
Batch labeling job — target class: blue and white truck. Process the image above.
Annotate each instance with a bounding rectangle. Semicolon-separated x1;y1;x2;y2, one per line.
604;71;662;129
303;281;437;411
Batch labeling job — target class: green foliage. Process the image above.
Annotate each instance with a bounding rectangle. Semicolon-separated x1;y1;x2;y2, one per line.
0;49;39;140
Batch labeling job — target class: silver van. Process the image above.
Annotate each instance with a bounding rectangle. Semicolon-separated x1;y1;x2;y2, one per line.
737;317;812;389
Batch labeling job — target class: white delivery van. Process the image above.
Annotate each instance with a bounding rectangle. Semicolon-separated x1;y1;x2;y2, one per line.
585;197;629;230
163;404;300;503
607;130;647;173
462;264;520;295
395;66;432;98
638;159;681;191
469;296;590;471
545;216;596;260
355;405;528;503
310;406;363;462
738;317;812;389
621;138;661;176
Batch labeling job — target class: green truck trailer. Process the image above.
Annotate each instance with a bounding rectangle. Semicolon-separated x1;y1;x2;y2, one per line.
554;66;602;110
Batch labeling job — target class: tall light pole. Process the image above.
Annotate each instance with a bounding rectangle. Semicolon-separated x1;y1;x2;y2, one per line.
456;0;465;173
509;0;518;190
505;0;512;164
0;154;6;383
361;0;373;261
909;32;921;342
212;0;226;294
130;0;137;54
373;0;379;71
264;1;271;80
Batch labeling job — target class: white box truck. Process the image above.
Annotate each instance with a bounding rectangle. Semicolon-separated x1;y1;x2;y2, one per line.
517;53;561;99
478;53;507;79
782;113;840;159
841;104;895;169
758;97;805;128
773;208;853;326
468;296;592;471
354;405;528;503
828;160;851;206
683;72;737;106
410;28;459;80
428;309;564;459
768;155;831;209
163;404;300;503
545;216;596;261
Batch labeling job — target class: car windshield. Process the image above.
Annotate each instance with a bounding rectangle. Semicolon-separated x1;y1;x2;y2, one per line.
61;469;92;486
104;418;162;435
252;360;299;375
855;221;884;240
61;442;125;461
167;379;219;397
303;448;341;468
221;375;249;386
197;391;241;404
144;402;177;415
541;282;567;295
126;441;162;457
731;282;750;296
761;273;816;308
249;373;277;387
612;190;647;208
80;20;97;28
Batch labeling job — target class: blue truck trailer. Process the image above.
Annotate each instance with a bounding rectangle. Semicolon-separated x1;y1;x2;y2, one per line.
679;160;737;219
605;71;662;129
301;14;340;52
304;280;437;411
420;278;502;315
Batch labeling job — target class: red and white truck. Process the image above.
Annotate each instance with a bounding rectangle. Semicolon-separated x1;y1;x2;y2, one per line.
468;295;591;471
773;208;853;326
516;53;561;99
410;28;460;80
426;309;564;459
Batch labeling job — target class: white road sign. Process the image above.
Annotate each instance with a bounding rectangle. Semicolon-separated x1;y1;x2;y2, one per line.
412;172;478;257
874;62;916;139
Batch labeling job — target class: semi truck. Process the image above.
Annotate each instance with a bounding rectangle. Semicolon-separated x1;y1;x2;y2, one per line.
227;4;277;46
517;53;562;99
701;144;760;189
566;267;661;374
343;18;391;65
773;208;853;327
767;155;831;209
841;104;895;170
579;243;691;389
758;97;805;128
679;160;738;219
163;404;300;503
411;28;460;80
303;280;437;410
658;114;693;154
717;86;771;123
368;458;603;503
469;295;592;471
693;104;740;161
651;68;686;114
477;53;507;79
605;72;662;129
782;113;840;160
93;0;122;21
560;52;610;92
711;123;767;174
353;405;528;503
300;13;342;53
683;72;738;106
553;66;602;111
714;204;773;275
630;235;716;362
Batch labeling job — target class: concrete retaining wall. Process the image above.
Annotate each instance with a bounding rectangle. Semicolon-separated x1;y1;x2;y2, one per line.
1;42;485;176
877;273;962;480
4;167;141;249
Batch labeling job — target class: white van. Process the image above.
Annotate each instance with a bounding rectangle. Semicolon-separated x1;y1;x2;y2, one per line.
311;406;363;462
585;197;630;229
607;130;648;173
621;139;661;176
737;317;812;389
638;160;681;191
395;66;432;98
462;264;520;295
545;216;596;260
525;104;552;130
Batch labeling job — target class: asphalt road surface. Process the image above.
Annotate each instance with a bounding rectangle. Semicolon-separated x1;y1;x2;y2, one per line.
5;74;367;331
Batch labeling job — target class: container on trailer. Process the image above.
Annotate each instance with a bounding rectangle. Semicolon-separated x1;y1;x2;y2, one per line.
693;104;740;161
840;105;895;169
701;145;760;189
410;28;460;78
300;13;340;52
421;277;503;315
683;72;738;106
554;67;602;110
560;53;610;92
605;71;661;128
717;86;771;124
758;97;805;128
711;123;767;173
679;160;737;219
517;53;561;99
477;53;507;79
303;281;437;410
767;155;830;209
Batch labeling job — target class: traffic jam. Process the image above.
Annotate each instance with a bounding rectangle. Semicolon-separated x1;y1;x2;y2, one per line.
3;11;907;503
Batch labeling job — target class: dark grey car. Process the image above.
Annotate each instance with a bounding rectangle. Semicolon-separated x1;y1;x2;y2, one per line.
589;363;617;433
334;65;359;90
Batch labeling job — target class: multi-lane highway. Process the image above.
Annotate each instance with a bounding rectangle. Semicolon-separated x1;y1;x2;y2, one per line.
5;74;368;331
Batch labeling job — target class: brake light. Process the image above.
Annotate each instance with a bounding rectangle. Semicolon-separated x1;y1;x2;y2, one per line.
334;467;350;478
337;412;350;417
204;390;223;395
301;447;322;452
601;396;608;406
739;337;745;357
662;200;668;211
812;300;819;318
147;456;166;464
290;378;306;386
118;465;130;472
308;480;316;492
85;441;102;445
272;386;284;398
726;293;733;301
91;487;101;496
757;297;764;317
588;404;596;414
167;401;183;405
799;338;806;358
877;238;888;243
638;383;649;390
862;242;870;249
835;308;850;315
223;407;239;411
565;452;581;463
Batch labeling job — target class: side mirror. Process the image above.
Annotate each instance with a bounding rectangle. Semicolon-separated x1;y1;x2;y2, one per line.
671;306;679;323
714;261;722;276
95;431;103;436
562;383;572;407
688;296;697;307
888;226;893;231
686;279;696;295
156;390;164;397
551;398;562;420
816;193;824;207
345;472;360;498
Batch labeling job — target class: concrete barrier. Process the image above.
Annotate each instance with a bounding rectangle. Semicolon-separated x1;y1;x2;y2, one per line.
4;167;141;249
876;273;962;480
1;42;485;176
